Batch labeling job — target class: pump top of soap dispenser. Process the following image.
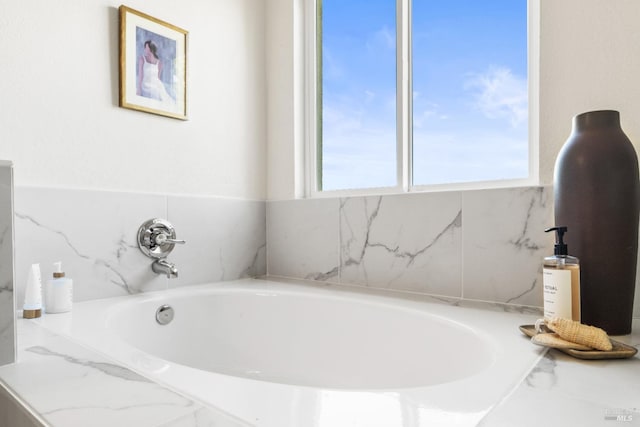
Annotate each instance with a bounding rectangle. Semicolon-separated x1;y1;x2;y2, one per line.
52;261;65;278
545;226;569;256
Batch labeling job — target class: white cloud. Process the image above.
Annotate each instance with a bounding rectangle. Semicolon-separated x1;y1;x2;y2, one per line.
412;101;448;128
465;67;527;128
323;103;363;134
322;129;397;190
322;47;344;81
412;129;528;184
366;25;395;51
321;91;397;190
364;90;376;103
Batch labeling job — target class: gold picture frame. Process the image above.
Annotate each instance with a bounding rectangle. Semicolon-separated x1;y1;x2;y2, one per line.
119;5;188;120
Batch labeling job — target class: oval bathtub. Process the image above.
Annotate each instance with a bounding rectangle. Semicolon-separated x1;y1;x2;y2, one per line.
37;278;545;427
108;286;495;389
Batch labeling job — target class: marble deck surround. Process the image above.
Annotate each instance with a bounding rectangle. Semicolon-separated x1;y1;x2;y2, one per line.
478;319;640;427
13;187;266;307
0;320;250;427
2;279;637;427
268;186;639;315
0;161;15;366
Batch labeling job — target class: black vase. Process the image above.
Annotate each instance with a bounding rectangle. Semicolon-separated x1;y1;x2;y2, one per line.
554;110;639;335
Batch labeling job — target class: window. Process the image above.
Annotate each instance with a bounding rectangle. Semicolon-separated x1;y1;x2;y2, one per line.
310;0;530;194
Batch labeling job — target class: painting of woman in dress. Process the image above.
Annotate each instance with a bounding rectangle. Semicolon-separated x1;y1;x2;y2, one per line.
119;5;187;119
135;28;176;105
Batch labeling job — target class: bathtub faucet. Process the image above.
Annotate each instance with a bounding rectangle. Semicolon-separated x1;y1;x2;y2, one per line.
137;218;185;280
152;259;179;279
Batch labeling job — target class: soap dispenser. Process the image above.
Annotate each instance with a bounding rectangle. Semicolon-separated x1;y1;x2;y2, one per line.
543;226;580;321
44;261;73;313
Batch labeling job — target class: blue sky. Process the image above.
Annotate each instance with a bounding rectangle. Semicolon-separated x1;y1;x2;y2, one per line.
321;0;528;190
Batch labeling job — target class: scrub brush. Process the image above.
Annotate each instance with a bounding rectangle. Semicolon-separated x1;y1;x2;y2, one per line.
546;317;613;351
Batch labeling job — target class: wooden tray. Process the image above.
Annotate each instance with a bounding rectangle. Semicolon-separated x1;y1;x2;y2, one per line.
519;324;638;360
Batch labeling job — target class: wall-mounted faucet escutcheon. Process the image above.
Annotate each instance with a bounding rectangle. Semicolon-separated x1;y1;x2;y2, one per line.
137;218;185;279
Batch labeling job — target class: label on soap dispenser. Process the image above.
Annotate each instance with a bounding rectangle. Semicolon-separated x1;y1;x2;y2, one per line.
543;268;572;319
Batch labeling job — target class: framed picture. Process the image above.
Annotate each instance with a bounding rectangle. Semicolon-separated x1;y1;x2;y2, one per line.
119;5;188;120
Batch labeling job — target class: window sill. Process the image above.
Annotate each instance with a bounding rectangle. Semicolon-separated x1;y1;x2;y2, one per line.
306;177;542;199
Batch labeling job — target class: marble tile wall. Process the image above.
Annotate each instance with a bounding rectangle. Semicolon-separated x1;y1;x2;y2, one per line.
9;184;640;319
340;192;463;297
268;186;565;308
0;161;15;366
13;187;266;307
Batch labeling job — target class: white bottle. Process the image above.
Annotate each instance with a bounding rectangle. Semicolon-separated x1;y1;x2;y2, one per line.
44;261;73;313
23;263;43;319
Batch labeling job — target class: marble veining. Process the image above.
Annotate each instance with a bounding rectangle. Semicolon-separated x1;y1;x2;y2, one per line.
158;406;250;427
0;225;9;249
16;212;134;294
0;280;11;293
523;351;557;389
115;236;139;261
25;346;152;383
266;198;340;281
266;187;558;307
504;278;539;305
479;323;640;427
305;266;339;282
0;321;250;427
167;195;266;289
340;196;382;275
462;187;552;306
340;192;463;295
242;242;267;278
363;209;461;268
265;186;640;314
13;187;266;306
508;188;546;253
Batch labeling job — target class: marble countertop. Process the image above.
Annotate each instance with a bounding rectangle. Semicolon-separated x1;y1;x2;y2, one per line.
481;320;640;427
0;319;250;427
1;308;638;427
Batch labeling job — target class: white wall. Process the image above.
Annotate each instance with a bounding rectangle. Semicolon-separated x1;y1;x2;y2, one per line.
0;0;266;200
2;0;639;199
539;0;640;185
266;0;640;199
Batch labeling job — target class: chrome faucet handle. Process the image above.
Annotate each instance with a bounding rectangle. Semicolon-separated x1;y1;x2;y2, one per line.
137;218;185;259
154;233;186;246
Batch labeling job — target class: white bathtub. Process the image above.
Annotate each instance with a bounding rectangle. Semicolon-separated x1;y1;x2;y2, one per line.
35;278;545;427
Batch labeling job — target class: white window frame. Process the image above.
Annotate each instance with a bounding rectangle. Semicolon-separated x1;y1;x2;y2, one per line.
304;0;539;198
